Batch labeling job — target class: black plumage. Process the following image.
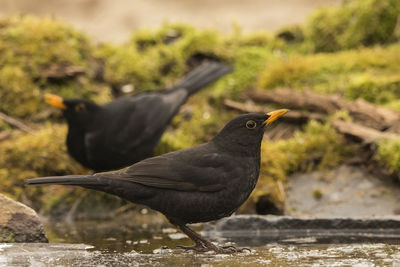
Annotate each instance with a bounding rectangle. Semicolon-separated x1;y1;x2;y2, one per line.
28;110;288;253
45;62;233;171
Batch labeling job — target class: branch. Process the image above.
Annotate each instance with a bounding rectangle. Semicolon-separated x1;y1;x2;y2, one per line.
245;88;400;132
0;112;36;134
331;120;398;144
0;131;11;142
223;99;325;123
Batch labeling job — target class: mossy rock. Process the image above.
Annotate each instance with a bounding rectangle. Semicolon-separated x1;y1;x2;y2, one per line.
0;15;101;119
276;25;304;43
304;0;400;52
377;137;400;178
258;44;400;109
97;22;280;97
0;125;82;211
97;23;233;93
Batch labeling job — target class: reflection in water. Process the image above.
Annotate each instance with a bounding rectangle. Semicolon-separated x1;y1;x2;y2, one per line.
1;219;400;266
208;229;400;247
44;219;400;253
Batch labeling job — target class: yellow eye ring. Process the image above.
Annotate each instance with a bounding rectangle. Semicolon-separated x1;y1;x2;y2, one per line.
246;120;257;129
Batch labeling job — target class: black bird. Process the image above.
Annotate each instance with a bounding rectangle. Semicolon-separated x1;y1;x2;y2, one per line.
28;110;288;253
45;62;233;172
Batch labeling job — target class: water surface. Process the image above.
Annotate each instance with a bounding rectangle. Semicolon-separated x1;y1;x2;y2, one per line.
1;218;400;266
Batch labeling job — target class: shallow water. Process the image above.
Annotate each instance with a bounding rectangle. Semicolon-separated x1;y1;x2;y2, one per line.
1;218;400;266
2;242;400;266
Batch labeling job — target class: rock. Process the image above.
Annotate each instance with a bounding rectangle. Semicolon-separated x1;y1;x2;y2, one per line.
0;194;48;242
286;165;400;217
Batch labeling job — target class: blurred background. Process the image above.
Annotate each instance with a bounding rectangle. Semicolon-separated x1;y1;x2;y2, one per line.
0;0;341;42
0;0;399;224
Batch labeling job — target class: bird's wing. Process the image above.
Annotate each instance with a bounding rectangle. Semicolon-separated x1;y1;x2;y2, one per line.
94;145;231;192
104;91;187;152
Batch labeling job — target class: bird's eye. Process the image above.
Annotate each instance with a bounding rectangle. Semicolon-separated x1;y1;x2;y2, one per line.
246;120;257;129
75;103;86;112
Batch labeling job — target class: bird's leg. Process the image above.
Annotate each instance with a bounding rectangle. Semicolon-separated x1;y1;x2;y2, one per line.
177;224;244;254
176;224;208;252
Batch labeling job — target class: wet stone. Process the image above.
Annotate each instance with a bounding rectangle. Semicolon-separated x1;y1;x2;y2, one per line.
286;165;400;217
0;194;48;243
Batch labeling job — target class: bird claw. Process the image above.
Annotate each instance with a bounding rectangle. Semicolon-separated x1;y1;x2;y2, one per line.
176;224;250;254
176;244;208;253
212;245;250;254
176;243;248;254
222;245;251;253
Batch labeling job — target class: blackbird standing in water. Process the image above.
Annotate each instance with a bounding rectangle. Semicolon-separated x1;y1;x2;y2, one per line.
45;62;232;172
27;110;288;253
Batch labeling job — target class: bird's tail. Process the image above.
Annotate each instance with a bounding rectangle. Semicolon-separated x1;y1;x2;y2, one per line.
27;175;102;186
171;61;233;96
27;174;150;203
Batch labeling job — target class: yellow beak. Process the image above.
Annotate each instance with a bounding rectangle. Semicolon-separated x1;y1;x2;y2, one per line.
45;93;67;110
263;109;289;125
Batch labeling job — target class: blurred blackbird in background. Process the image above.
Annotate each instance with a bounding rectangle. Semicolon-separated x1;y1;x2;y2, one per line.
28;109;288;253
45;62;232;172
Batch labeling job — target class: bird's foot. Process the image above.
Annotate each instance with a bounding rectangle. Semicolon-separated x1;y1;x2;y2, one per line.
209;245;249;254
175;224;250;254
176;243;208;253
203;242;250;254
177;243;250;254
176;245;206;252
221;245;251;253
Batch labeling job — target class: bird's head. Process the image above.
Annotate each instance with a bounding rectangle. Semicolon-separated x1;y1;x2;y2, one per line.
213;109;289;153
45;93;100;127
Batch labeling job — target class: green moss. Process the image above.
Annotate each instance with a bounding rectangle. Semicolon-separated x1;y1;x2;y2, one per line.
96;43;161;90
98;23;236;92
0;15;91;71
276;25;304;43
345;74;400;104
258;55;317;90
98;23;280;96
276;120;353;173
0;65;40;117
213;46;272;98
313;189;323;200
0;125;84;203
0;15;99;119
258;44;400;108
0;230;15;242
305;0;400;52
377;137;400;176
